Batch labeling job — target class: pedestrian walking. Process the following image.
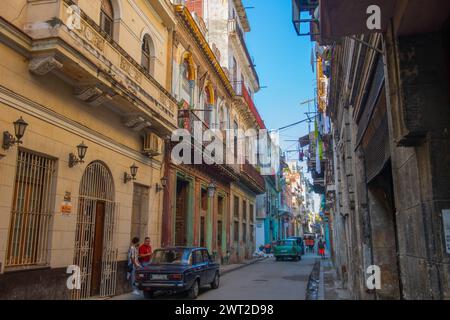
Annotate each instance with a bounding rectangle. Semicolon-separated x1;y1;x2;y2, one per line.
139;237;153;267
318;238;326;258
127;237;142;295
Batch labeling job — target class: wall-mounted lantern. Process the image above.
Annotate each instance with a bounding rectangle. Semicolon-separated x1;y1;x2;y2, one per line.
124;163;138;183
2;117;28;150
207;180;216;198
156;176;168;192
69;141;88;167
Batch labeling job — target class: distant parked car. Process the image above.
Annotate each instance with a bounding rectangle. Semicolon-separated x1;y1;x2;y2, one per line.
287;236;305;255
274;239;302;261
135;247;220;299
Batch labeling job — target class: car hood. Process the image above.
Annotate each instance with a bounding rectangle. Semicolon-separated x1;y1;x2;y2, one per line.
139;264;189;273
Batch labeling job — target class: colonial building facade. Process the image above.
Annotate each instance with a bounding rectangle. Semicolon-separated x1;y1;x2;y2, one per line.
293;0;450;300
0;0;265;299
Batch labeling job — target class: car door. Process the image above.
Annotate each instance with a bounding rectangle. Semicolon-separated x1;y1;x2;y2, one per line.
202;249;215;283
193;250;207;285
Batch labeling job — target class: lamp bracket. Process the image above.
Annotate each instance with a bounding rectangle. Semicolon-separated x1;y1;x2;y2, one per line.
69;153;84;168
3;131;20;150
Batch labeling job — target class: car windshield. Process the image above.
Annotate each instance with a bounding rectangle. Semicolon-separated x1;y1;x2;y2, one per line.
277;240;294;246
150;249;190;265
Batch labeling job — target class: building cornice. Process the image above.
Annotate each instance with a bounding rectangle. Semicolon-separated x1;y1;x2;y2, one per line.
174;5;235;98
232;0;251;32
0;85;161;168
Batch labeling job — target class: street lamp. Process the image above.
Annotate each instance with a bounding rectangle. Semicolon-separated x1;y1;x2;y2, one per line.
69;141;88;167
3;117;28;150
207;180;216;198
124;163;138;183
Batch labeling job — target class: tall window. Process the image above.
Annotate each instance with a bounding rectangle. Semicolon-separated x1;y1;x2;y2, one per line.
203;88;212;127
233;196;239;218
232;57;238;89
217;195;224;249
249;203;254;242
6;150;56;267
141;34;155;76
200;217;205;248
234;119;238;161
218;106;224;130
181;59;192;102
201;188;208;211
233;196;239;242
100;0;114;38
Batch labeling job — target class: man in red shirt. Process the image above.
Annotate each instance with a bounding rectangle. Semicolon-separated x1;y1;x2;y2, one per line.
139;237;152;267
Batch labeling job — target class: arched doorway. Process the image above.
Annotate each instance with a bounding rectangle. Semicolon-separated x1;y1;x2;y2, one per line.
72;161;118;299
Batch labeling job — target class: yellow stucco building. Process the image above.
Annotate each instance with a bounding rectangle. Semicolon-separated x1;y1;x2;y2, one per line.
0;0;265;299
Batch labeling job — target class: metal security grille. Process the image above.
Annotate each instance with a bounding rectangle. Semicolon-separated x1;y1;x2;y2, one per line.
72;161;118;299
6;150;56;267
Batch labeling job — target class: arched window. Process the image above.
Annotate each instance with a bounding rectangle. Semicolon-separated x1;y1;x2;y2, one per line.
180;54;195;104
218;105;225;130
141;34;155;76
181;60;191;98
203;84;215;128
100;0;114;37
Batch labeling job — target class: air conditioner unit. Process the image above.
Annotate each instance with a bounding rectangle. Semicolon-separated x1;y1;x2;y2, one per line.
143;132;162;157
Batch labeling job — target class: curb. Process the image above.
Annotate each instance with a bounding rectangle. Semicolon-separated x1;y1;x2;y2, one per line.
220;257;267;276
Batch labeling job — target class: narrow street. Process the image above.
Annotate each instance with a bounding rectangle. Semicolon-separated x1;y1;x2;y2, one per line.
111;254;318;301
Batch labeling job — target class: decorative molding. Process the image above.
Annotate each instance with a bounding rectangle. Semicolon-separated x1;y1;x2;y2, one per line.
28;55;63;75
74;86;113;107
74;86;102;101
0;85;161;168
78;21;106;52
88;93;113;107
120;56;142;84
123;114;152;132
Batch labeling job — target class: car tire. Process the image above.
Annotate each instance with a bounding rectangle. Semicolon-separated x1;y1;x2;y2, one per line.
143;290;154;299
211;272;220;289
275;257;281;261
188;279;200;299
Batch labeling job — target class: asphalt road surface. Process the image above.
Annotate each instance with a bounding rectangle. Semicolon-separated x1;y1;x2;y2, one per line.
112;253;317;300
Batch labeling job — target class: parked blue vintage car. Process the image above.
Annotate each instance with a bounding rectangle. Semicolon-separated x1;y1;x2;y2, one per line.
135;247;220;299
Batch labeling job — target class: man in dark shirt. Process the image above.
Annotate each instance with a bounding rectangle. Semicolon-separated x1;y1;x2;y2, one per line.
139;237;152;267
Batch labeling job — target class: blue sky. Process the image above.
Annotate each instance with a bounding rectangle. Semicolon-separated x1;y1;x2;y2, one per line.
243;0;315;160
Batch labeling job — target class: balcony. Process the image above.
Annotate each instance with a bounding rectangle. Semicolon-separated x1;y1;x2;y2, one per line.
241;83;265;130
227;19;259;89
232;81;265;129
241;160;265;193
21;0;177;134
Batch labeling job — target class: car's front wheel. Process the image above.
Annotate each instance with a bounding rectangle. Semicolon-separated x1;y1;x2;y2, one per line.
143;290;154;299
211;272;220;289
188;279;200;299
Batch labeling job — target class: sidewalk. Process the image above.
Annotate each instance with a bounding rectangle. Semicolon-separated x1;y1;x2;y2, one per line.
318;257;351;300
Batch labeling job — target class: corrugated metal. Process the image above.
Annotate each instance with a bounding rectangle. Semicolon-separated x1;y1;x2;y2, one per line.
364;114;390;182
356;55;385;146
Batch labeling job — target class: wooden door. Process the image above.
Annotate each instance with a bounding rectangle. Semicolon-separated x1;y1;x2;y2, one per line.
175;181;187;246
91;201;105;296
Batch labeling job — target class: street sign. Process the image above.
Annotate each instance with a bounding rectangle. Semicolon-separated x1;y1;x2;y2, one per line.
443;209;450;254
